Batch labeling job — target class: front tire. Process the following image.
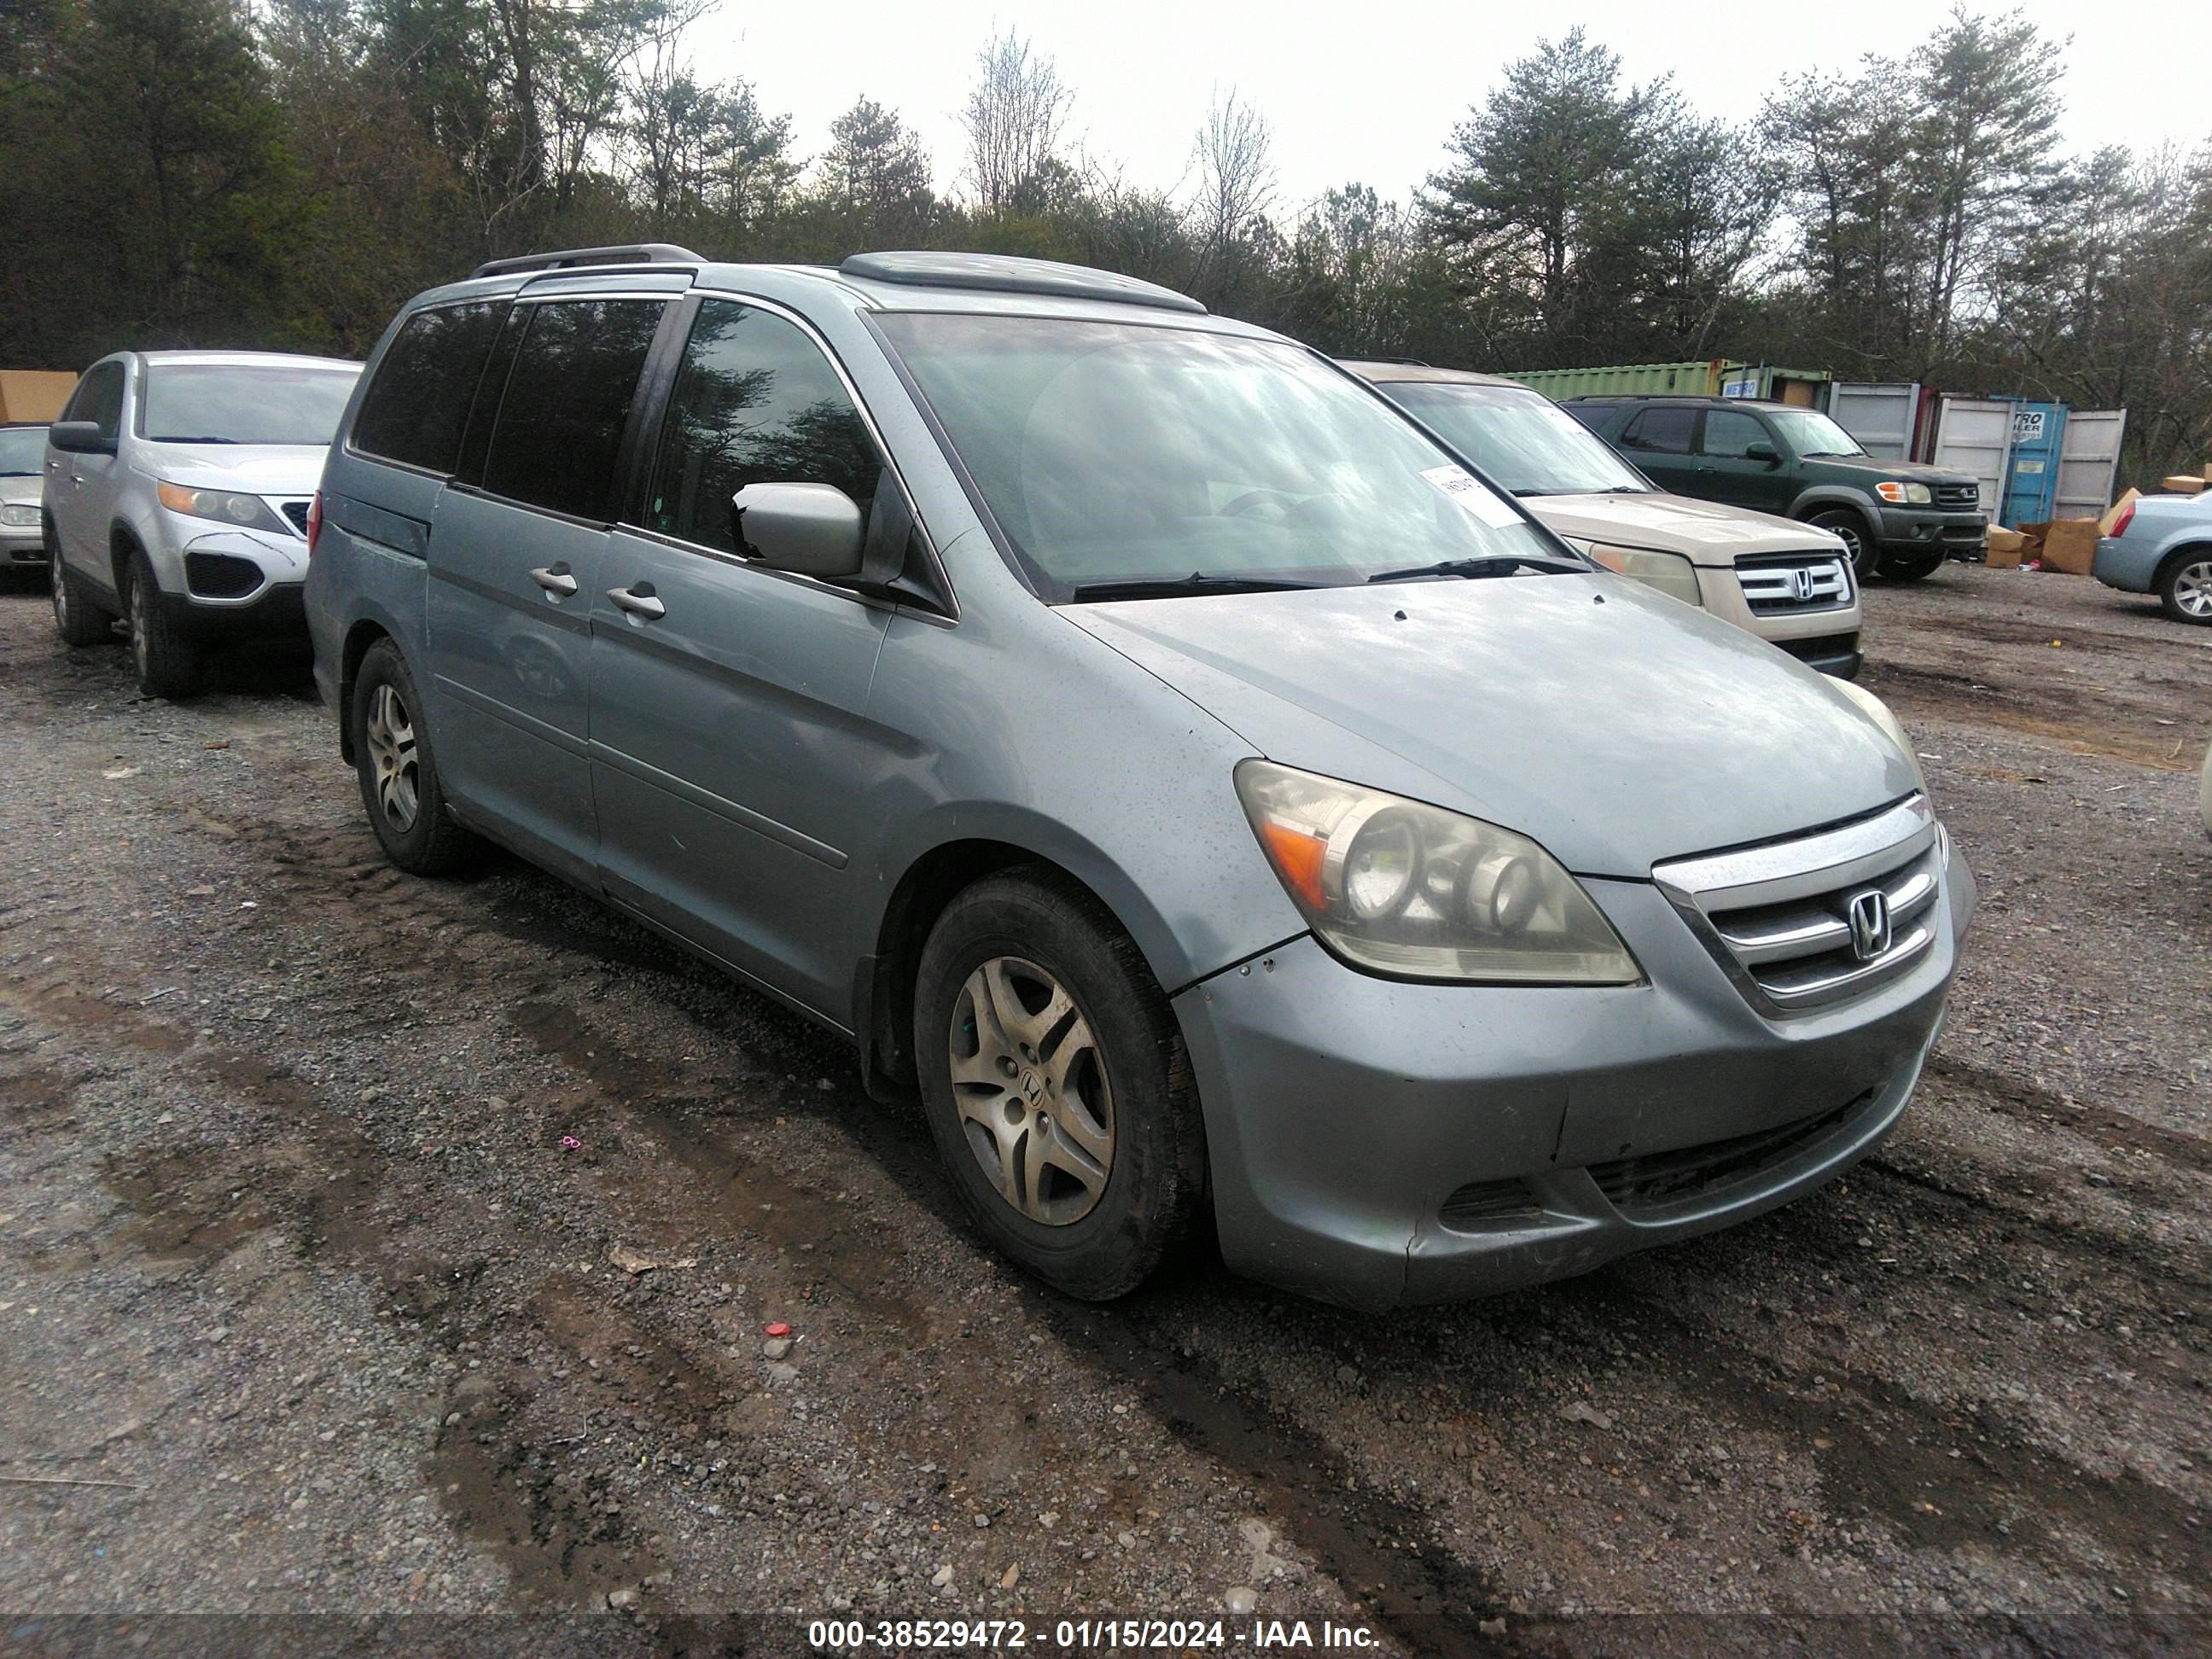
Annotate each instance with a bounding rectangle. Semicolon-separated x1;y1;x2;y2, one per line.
125;549;199;698
914;869;1206;1301
350;638;479;874
50;529;114;646
2157;550;2212;625
1807;509;1879;582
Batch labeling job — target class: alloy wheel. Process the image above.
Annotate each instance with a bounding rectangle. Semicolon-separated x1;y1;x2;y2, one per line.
2174;559;2212;620
49;542;67;632
947;956;1115;1225
364;683;422;831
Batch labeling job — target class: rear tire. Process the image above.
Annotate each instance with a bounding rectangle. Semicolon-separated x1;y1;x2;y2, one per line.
1807;509;1880;582
1877;548;1945;581
913;868;1206;1301
49;529;114;646
125;549;199;698
2157;550;2212;625
350;638;480;874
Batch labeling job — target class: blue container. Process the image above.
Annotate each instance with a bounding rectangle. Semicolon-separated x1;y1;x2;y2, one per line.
2000;401;2065;527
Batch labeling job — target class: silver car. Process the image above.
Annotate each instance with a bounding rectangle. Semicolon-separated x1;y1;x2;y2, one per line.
0;423;49;573
2092;488;2212;624
305;247;1976;1309
45;349;361;696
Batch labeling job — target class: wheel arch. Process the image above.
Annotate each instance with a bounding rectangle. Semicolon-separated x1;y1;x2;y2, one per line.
2153;541;2212;619
853;834;1184;1104
335;617;397;763
1791;486;1879;531
108;521;146;602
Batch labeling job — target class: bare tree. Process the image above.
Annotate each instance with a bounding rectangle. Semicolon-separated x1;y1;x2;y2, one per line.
1189;87;1276;299
958;27;1070;212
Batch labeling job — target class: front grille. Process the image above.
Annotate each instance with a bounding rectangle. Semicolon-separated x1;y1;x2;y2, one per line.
183;550;265;598
279;500;311;536
1590;1091;1875;1216
1653;797;1941;1014
1437;1178;1544;1231
1933;482;1980;510
1736;552;1853;615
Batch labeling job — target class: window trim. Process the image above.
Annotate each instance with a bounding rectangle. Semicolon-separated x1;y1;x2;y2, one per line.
626;286;955;620
67;358;128;443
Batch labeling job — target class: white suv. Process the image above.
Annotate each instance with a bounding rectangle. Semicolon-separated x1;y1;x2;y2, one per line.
1348;362;1864;678
45;350;360;697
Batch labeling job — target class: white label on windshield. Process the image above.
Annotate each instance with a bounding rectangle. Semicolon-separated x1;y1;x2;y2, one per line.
1420;464;1522;529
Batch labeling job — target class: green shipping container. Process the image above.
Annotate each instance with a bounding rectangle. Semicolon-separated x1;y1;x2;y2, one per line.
1505;360;1832;406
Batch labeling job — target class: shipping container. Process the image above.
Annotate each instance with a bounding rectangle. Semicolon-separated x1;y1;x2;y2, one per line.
1505;360;1831;405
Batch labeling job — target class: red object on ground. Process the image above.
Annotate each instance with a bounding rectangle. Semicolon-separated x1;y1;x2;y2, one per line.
764;1321;792;1338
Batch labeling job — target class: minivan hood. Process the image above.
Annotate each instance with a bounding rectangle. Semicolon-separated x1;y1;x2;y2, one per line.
1063;575;1917;878
139;442;326;495
1528;492;1845;565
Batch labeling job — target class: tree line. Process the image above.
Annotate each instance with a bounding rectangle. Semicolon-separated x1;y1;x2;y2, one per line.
2;0;2206;481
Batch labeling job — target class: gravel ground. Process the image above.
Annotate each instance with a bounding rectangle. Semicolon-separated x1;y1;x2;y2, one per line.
0;562;2206;1656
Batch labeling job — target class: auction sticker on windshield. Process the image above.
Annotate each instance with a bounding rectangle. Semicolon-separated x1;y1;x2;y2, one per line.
1419;463;1522;529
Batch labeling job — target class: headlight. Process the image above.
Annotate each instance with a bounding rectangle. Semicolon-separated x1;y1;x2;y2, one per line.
1235;760;1642;984
1832;679;1924;789
156;481;287;534
0;503;39;528
1584;544;1703;607
1874;481;1933;505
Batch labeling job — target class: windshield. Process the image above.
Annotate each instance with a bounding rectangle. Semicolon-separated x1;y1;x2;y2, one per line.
875;314;1566;599
1384;382;1650;496
0;427;45;475
142;363;359;446
1766;408;1865;457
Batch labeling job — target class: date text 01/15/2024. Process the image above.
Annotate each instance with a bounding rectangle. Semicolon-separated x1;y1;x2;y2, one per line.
807;1617;1384;1650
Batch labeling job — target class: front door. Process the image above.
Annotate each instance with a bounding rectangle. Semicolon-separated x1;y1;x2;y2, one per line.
591;296;896;1017
53;359;128;587
1694;407;1794;514
422;296;668;887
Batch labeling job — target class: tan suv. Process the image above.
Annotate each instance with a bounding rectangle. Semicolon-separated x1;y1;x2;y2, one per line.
1348;362;1864;678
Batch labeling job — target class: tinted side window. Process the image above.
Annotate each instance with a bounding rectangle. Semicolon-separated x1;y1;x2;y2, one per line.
352;302;507;473
1561;404;1612;433
67;362;125;440
1621;407;1695;454
1701;410;1770;458
482;299;666;521
647;300;884;556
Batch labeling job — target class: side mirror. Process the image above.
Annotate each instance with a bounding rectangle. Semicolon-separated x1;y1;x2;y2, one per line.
1743;441;1780;466
732;483;864;579
49;420;114;457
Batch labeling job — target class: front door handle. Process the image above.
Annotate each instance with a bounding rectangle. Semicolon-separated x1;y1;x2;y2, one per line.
530;562;578;597
606;583;666;620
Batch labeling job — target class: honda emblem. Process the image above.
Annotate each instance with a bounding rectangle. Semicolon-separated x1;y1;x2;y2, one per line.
1847;889;1892;961
1793;567;1818;602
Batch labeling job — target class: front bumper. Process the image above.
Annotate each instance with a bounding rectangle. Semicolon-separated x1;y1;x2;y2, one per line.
2091;537;2162;594
1876;506;1986;556
156;579;307;645
1;524;43;564
1173;840;1974;1310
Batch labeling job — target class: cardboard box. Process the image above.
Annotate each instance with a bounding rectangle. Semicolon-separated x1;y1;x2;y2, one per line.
2098;488;2142;536
2038;519;2101;575
2160;474;2206;496
0;370;79;424
1984;525;2025;568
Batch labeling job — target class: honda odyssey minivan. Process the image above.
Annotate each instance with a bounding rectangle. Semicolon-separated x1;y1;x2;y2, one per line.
305;246;1975;1309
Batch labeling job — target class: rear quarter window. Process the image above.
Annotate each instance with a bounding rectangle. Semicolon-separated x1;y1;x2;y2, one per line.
352;302;509;474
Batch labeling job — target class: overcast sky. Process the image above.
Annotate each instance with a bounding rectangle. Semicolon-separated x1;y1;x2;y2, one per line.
691;0;2207;212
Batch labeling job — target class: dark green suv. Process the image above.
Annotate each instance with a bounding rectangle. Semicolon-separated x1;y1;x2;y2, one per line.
1563;395;1986;580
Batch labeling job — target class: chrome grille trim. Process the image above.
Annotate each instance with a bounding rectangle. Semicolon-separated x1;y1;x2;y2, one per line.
1654;797;1941;1014
1735;555;1854;615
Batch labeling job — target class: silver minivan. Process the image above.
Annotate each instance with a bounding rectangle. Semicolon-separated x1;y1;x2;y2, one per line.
305;247;1975;1309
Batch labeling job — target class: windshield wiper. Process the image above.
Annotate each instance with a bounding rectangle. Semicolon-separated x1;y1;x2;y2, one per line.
1365;555;1580;584
1066;572;1329;602
149;434;242;445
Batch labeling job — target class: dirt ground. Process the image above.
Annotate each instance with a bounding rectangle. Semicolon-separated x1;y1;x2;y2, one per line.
1;562;2206;1657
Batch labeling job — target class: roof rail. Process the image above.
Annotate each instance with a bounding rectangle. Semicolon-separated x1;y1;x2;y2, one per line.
839;251;1205;315
472;243;705;280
